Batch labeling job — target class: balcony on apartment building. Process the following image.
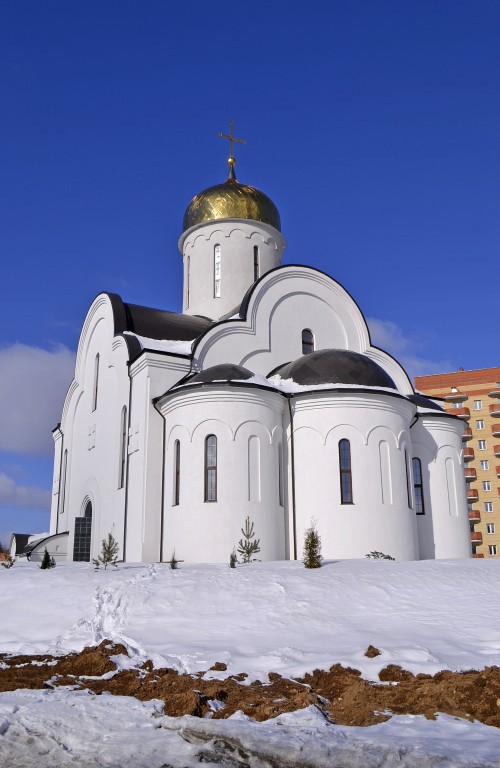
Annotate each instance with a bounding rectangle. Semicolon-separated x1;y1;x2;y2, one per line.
471;531;483;544
490;403;500;417
463;447;475;460
492;424;500;437
448;407;470;420
468;509;481;524
444;392;468;403
464;467;477;481
467;488;479;502
495;445;500;457
462;428;473;442
496;466;500;477
472;553;485;558
488;389;500;399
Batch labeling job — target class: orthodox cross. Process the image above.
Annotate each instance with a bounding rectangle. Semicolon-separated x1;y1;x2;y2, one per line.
218;121;246;178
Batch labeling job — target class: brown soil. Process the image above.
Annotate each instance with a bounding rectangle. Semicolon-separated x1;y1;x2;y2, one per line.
1;641;500;728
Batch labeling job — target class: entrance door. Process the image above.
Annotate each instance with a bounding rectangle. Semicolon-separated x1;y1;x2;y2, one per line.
73;500;92;561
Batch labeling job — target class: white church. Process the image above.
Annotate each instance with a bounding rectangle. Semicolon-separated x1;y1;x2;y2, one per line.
30;129;471;564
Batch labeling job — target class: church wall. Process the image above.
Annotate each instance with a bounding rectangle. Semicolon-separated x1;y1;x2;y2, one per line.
53;296;131;563
125;353;191;562
158;386;286;563
180;220;284;319
291;392;419;561
411;417;471;559
49;428;63;535
193;268;414;395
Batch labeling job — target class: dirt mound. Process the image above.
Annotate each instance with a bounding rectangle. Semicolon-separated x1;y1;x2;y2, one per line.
1;641;500;728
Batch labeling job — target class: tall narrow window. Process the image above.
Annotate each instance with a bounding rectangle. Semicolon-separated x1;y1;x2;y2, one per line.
92;354;100;411
248;436;261;502
59;449;68;515
214;245;221;297
412;457;425;515
302;329;315;355
73;500;93;562
186;255;190;308
253;246;260;281
118;407;127;489
405;449;413;508
173;439;180;506
205;435;217;502
339;439;353;504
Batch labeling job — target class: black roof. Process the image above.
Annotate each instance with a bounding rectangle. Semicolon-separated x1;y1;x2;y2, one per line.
10;533;30;555
271;349;397;389
179;364;255;386
105;293;212;362
408;393;444;412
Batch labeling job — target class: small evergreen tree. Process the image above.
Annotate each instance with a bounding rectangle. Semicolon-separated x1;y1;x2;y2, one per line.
1;554;14;569
40;548;56;569
303;519;322;569
229;549;237;568
93;532;119;570
237;517;261;564
366;551;395;560
169;551;179;569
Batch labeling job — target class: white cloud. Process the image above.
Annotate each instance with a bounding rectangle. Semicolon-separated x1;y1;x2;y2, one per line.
0;472;51;509
0;343;75;456
367;318;453;380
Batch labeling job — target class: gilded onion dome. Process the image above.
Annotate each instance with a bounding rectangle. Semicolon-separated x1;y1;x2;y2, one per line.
183;166;281;233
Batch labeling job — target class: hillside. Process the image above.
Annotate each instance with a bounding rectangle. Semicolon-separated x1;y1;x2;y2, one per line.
1;558;500;767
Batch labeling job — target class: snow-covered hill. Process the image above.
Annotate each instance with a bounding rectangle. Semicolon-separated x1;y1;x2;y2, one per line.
1;558;500;767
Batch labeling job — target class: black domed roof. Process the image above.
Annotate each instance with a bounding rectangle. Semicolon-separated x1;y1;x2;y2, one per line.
271;350;397;389
408;393;444;412
185;364;254;385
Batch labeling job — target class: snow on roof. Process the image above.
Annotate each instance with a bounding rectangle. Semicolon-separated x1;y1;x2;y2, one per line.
27;532;50;545
123;332;193;356
265;374;404;395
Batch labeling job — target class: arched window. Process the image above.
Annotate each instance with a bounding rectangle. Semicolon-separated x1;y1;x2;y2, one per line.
248;436;260;502
204;435;217;502
59;449;68;515
302;329;315;355
214;245;221;297
339;439;353;504
73;500;93;562
253;245;260;282
173;439;181;506
412;457;425;515
405;449;413;508
118;406;127;489
92;353;100;411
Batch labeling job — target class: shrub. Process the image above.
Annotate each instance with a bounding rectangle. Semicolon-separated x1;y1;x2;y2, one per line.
366;551;395;560
40;548;56;569
303;519;322;569
93;532;119;570
237;517;261;564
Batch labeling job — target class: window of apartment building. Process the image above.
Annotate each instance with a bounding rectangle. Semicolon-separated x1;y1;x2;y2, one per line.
489;545;497;556
452;401;462;409
476;419;485;430
485;502;493;512
478;440;487;450
483;481;491;492
480;460;489;471
473;400;482;410
487;523;495;534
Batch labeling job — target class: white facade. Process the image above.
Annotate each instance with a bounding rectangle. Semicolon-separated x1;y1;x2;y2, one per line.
45;169;471;564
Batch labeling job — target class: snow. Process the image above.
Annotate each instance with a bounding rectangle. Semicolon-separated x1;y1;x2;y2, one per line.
2;558;500;765
265;374;406;394
27;532;50;545
123;332;193;356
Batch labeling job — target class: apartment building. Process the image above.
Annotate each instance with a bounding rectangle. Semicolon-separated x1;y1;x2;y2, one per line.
415;367;500;558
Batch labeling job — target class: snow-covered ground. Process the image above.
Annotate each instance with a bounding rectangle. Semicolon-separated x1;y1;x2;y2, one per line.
1;558;500;766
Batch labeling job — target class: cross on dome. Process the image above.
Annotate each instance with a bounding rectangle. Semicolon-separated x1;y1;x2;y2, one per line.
218;120;246;181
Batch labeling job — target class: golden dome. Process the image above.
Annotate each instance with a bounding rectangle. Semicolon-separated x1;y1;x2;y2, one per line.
183;177;281;233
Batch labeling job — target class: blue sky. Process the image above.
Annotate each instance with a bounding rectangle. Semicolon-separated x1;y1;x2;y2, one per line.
1;0;499;544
